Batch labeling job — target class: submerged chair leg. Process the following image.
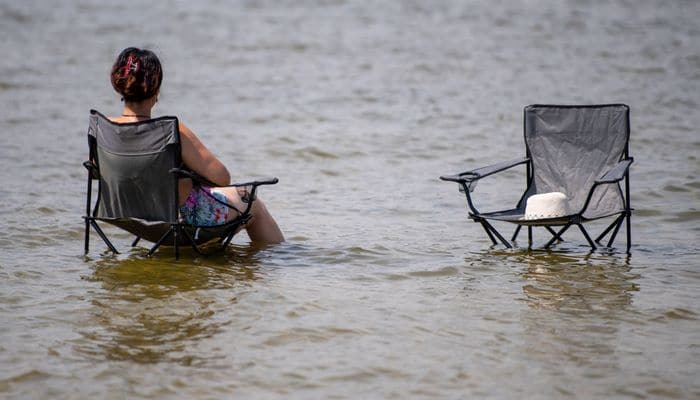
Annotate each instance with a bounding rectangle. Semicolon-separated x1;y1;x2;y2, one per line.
482;220;512;249
174;225;180;260
222;231;236;248
591;212;631;252
148;227;175;257
84;218;90;255
511;225;522;242
595;214;624;244
180;228;205;255
479;221;498;245
544;223;571;249
577;224;597;250
625;212;632;254
131;236;141;247
528;226;533;249
89;219;119;254
606;217;625;248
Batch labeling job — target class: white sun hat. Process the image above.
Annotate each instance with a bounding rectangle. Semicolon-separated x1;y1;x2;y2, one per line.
522;192;571;220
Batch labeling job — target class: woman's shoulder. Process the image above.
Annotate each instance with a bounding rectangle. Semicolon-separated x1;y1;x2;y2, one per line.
178;121;206;148
178;121;196;139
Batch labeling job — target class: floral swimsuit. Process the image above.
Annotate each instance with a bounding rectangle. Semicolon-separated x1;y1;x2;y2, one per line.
179;186;231;226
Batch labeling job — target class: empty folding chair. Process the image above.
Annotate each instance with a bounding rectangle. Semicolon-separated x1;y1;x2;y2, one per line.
441;104;633;252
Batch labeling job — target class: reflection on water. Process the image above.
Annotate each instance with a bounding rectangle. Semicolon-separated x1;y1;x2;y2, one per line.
76;246;264;365
513;251;642;397
519;251;639;312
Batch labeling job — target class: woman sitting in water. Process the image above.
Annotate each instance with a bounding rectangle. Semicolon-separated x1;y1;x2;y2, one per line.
108;47;284;244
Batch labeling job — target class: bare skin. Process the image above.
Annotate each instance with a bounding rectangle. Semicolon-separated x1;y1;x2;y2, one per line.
111;95;284;244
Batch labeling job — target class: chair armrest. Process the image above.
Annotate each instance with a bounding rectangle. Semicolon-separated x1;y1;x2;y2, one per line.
226;177;279;188
595;158;633;184
169;168;278;188
440;157;530;183
580;158;634;216
170;168;278;216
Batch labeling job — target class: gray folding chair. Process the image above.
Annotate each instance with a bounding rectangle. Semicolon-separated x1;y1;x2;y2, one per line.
83;110;278;259
441;104;633;252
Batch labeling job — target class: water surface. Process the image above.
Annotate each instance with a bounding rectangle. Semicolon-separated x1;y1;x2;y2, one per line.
1;0;699;398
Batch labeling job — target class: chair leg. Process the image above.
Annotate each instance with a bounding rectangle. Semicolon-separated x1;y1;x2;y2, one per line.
544;226;563;240
174;225;181;260
606;217;625;248
180;228;205;255
131;236;141;247
626;212;632;254
544;223;571;249
180;226;237;256
577;224;597;250
511;225;522;242
84;218;90;255
479;221;498;245
482;220;512;249
148;227;175;257
89;219;119;254
222;231;236;248
528;226;533;249
595;214;623;244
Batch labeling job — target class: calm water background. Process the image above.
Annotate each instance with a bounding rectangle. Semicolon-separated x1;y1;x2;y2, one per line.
1;0;699;398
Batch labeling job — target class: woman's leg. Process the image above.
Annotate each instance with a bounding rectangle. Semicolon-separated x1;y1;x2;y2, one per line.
243;197;285;243
215;186;284;244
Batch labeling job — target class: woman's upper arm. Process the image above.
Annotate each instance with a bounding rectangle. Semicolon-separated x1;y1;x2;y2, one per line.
179;122;231;186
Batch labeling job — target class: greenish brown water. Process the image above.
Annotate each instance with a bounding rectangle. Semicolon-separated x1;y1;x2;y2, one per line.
1;0;699;398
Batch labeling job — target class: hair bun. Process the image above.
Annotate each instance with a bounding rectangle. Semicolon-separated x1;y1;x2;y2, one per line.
110;47;162;102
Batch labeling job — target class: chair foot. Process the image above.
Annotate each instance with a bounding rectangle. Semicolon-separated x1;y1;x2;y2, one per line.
577;224;597;250
89;219;119;254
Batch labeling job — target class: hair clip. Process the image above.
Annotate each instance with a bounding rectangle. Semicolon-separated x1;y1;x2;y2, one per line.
121;54;140;78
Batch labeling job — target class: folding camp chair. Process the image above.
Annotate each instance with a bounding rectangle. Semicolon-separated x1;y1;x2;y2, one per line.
83;109;278;259
440;104;633;253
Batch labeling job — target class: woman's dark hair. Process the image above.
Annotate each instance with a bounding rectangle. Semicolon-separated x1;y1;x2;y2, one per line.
110;47;163;102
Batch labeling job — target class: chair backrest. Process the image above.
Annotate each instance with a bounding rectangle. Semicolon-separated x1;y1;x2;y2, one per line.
88;110;181;223
523;104;630;219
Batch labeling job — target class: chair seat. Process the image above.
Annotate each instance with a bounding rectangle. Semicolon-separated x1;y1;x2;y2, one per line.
99;217;246;246
476;207;625;226
476;209;572;226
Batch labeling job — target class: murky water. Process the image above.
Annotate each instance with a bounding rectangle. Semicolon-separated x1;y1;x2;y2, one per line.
1;0;699;398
